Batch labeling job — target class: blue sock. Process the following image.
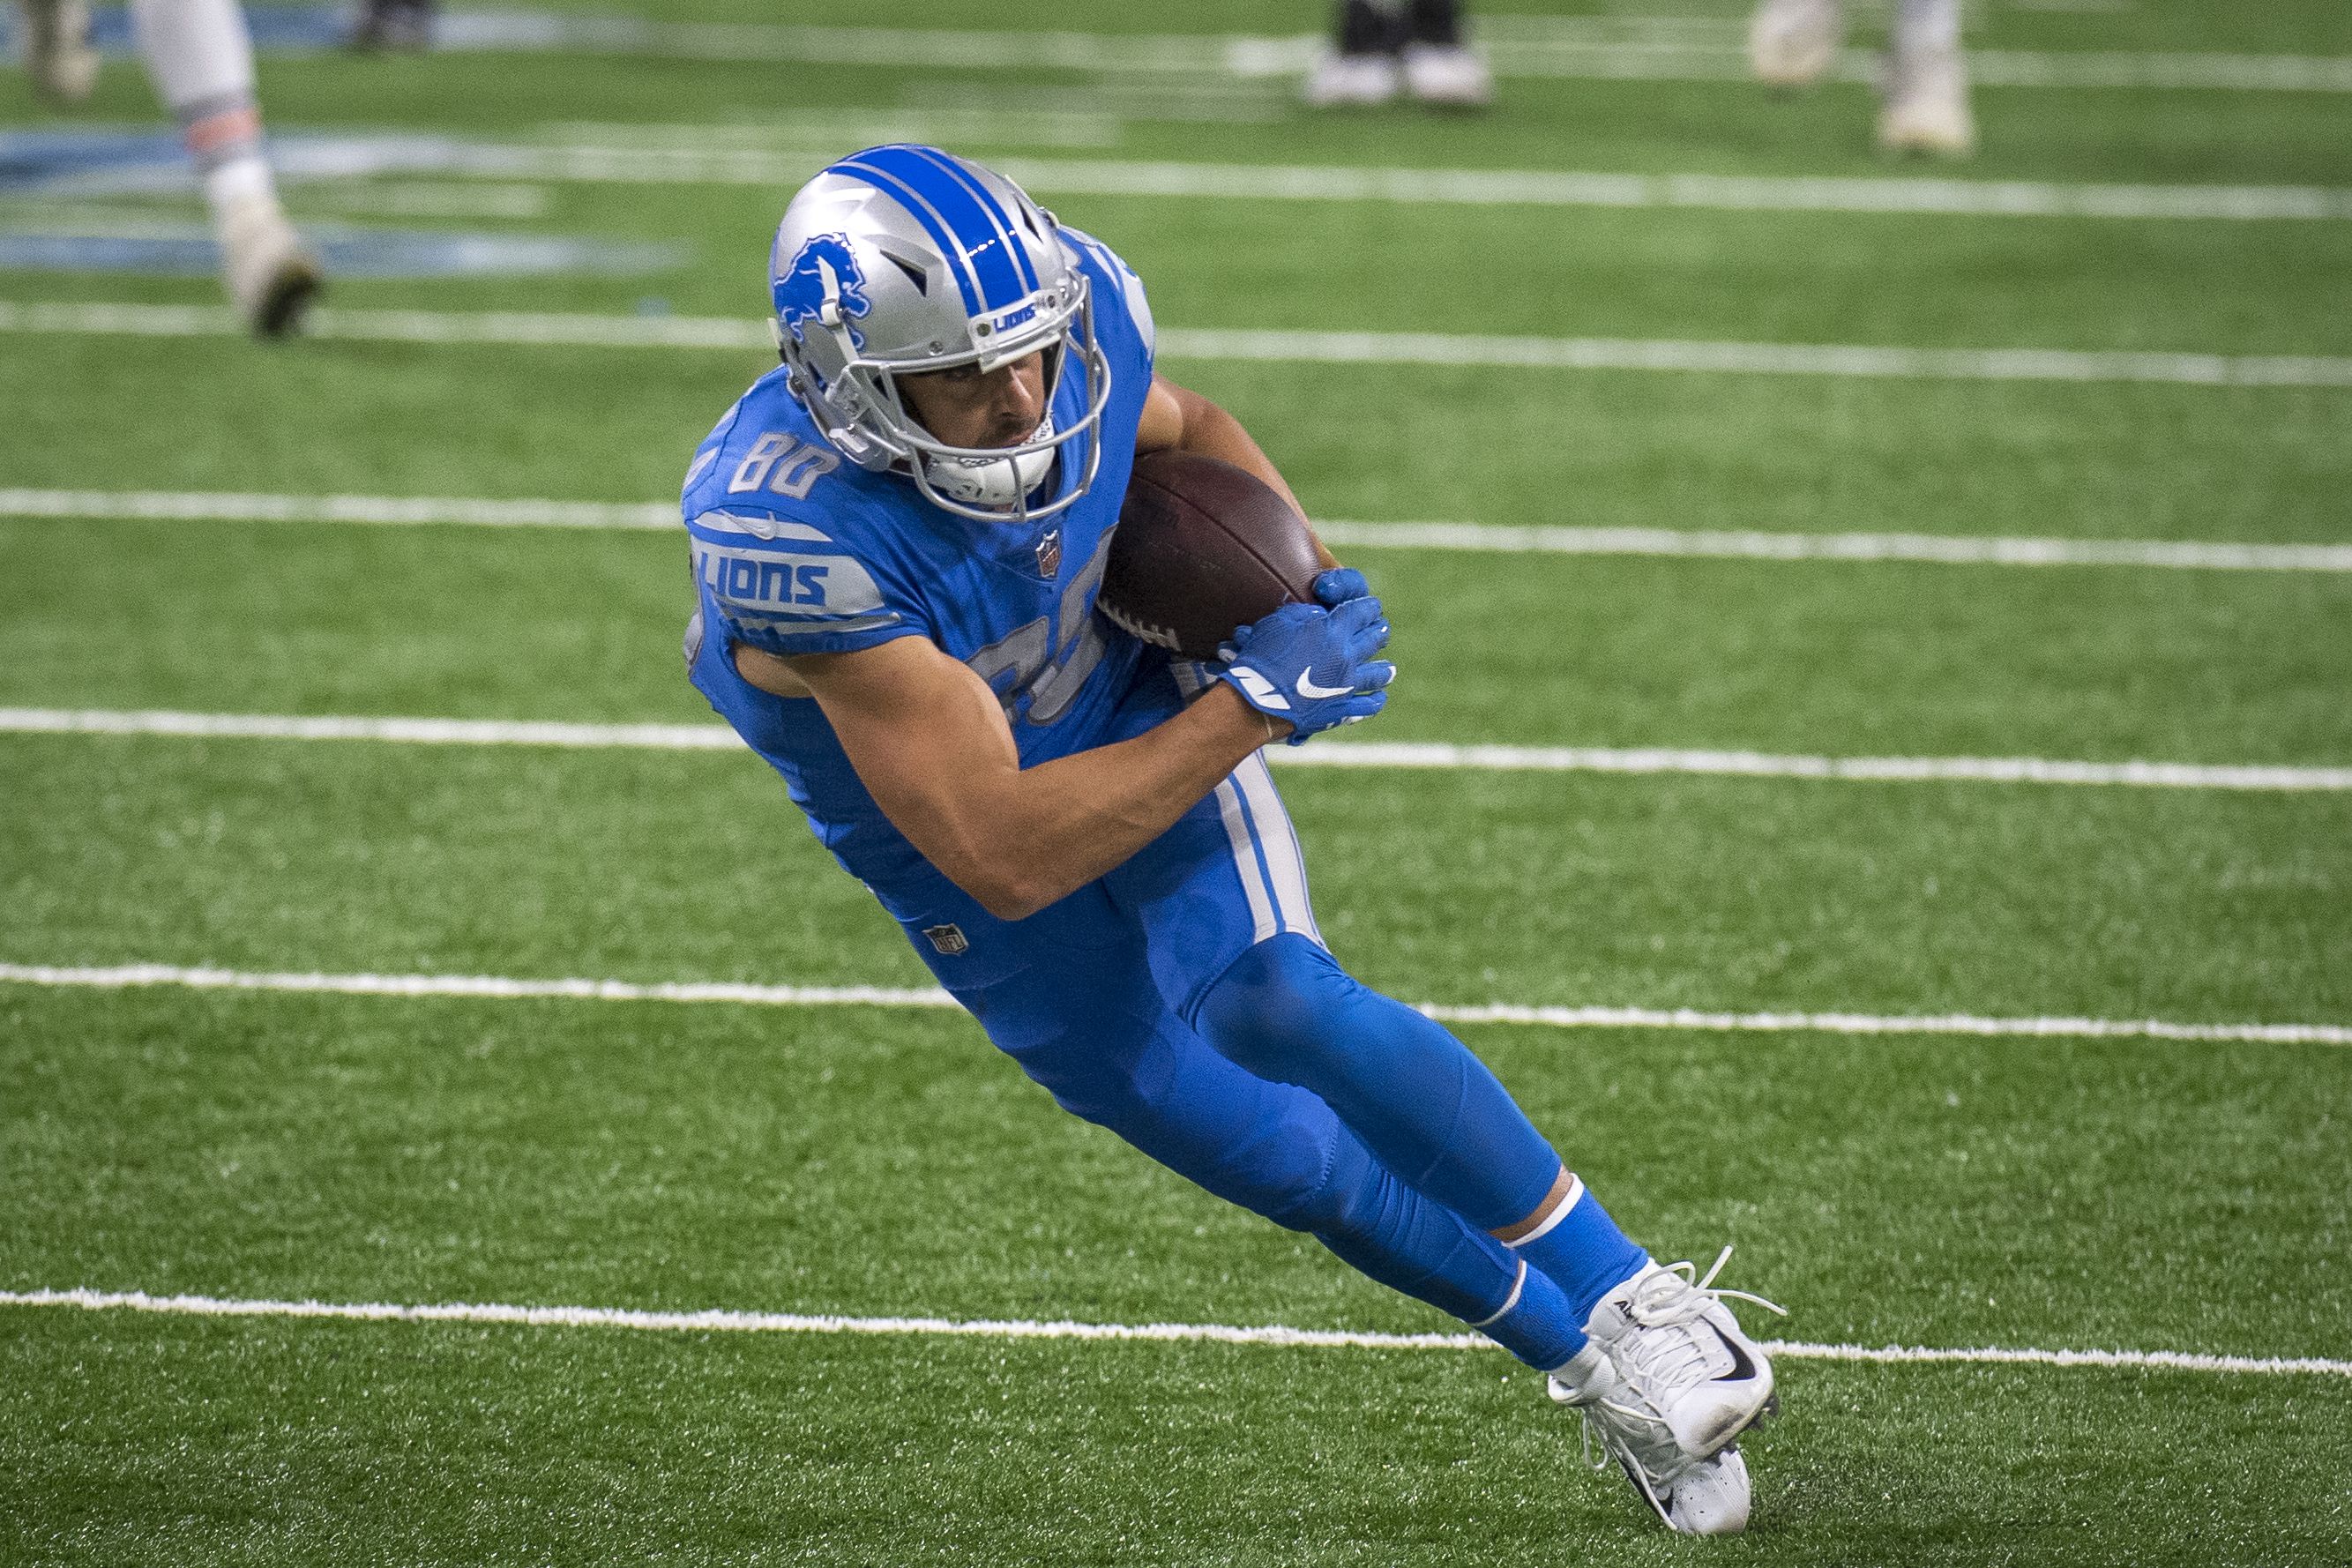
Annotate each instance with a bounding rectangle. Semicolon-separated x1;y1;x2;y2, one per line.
1470;1258;1587;1371
1305;1131;1587;1370
1509;1176;1649;1324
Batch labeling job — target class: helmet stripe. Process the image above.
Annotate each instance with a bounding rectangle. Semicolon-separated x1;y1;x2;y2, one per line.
828;155;984;317
902;144;1041;296
840;145;1028;317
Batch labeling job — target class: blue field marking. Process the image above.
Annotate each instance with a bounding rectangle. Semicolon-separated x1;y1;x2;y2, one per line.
0;225;683;279
0;131;192;197
0;128;484;198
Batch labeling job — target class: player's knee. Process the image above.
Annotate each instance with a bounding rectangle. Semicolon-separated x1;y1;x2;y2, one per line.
1196;933;1370;1085
1249;1121;1362;1234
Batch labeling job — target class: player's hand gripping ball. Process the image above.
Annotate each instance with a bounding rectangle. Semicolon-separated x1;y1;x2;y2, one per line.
1215;573;1395;743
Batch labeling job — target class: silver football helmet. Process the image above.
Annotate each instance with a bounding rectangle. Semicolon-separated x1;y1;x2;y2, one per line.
767;145;1114;524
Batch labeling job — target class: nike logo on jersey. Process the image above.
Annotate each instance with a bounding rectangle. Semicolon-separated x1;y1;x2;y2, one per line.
1229;666;1292;712
1295;670;1355;699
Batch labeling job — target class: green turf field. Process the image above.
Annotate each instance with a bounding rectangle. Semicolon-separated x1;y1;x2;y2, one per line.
3;2;2349;1563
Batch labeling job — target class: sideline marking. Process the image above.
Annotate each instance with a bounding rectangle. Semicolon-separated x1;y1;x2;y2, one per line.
4;1288;2345;1378
11;487;2346;572
4;707;2348;793
5;300;2348;389
405;14;2352;96
3;963;2346;1047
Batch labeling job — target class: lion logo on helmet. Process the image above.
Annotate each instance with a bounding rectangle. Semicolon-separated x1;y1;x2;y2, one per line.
773;232;872;351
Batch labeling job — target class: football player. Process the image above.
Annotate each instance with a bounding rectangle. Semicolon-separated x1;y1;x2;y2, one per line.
682;146;1779;1534
11;0;320;332
1750;0;1975;156
1303;0;1493;109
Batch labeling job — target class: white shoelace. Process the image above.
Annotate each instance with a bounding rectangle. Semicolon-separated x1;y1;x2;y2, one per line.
1617;1247;1788;1396
1569;1247;1790;1485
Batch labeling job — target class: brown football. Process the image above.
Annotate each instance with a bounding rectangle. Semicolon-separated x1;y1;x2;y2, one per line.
1101;449;1323;662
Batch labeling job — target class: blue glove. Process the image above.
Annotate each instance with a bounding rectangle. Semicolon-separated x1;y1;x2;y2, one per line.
1215;592;1395;744
1313;566;1370;607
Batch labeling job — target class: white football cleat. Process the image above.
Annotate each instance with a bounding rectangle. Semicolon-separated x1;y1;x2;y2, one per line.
1665;1443;1752;1535
1878;42;1976;156
1302;47;1401;108
216;191;323;337
1748;0;1845;88
17;0;101;103
1401;41;1492;109
1547;1342;1753;1535
1584;1248;1783;1461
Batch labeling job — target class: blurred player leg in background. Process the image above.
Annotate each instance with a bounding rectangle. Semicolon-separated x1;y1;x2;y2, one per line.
14;0;101;101
130;0;323;333
1303;0;1402;108
347;0;435;54
1748;0;1845;89
1399;0;1491;109
1878;0;1972;156
1303;0;1492;110
1748;0;1974;156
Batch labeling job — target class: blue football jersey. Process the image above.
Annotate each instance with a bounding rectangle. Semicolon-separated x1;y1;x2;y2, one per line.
682;228;1161;891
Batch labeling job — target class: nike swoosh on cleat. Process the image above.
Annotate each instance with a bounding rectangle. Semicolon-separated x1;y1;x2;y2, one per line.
1295;671;1354;699
1617;1456;1675;1529
1707;1325;1758;1383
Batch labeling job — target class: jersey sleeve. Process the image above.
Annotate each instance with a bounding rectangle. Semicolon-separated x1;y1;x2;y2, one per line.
686;504;930;658
1062;226;1154;364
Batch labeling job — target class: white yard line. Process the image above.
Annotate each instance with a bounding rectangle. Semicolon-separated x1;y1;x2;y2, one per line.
989;159;2352;223
10;489;2348;573
0;963;952;1010
267;136;2352;223
1157;328;2352;388
72;131;2351;220
0;708;745;750
0;488;678;531
5;301;2348;388
1279;742;2352;791
1312;520;2352;572
3;963;2346;1048
4;707;2348;792
4;1287;2344;1378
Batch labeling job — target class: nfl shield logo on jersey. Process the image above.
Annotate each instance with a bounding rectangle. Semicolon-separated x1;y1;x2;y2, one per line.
1034;528;1063;579
923;923;969;956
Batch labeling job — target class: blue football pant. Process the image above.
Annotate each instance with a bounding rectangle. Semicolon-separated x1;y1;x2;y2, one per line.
713;643;1631;1364
931;900;1587;1370
865;666;1609;1366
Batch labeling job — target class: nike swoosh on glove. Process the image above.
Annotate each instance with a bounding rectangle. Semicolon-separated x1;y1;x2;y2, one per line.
1215;594;1395;744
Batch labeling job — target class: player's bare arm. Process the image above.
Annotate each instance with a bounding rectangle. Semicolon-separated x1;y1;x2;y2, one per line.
772;636;1275;921
733;358;1358;919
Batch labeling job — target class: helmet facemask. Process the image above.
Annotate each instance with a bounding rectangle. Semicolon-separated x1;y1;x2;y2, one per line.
855;300;1111;526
